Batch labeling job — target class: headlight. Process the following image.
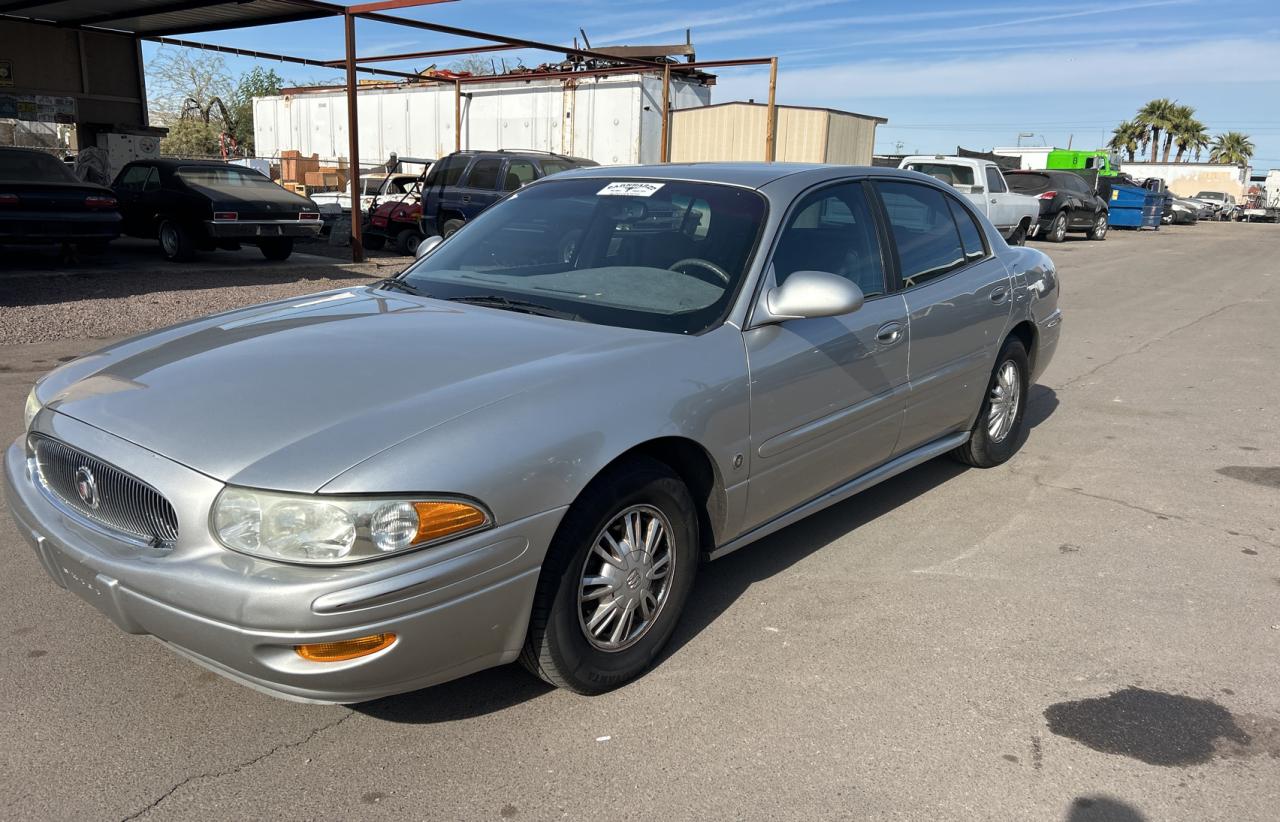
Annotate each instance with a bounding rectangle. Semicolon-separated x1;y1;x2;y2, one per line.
23;387;41;431
211;487;491;565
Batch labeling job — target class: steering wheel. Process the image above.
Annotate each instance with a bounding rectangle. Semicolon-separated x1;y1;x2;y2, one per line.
669;257;730;285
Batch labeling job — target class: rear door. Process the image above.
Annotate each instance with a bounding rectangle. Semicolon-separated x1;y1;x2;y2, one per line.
871;179;1012;455
421;154;470;233
743;180;910;530
457;157;505;217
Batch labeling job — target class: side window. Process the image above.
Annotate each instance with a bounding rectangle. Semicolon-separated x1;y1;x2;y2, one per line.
142;167;161;191
771;182;886;298
875;181;966;289
465;158;503;191
985;166;1007;193
947;198;987;262
504;159;537;190
117;165;150;192
425;155;468;188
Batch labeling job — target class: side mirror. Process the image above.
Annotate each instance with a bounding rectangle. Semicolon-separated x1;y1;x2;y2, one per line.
415;235;443;258
761;270;864;322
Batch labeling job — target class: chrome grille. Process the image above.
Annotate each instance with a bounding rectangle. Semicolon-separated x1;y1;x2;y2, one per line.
31;436;179;546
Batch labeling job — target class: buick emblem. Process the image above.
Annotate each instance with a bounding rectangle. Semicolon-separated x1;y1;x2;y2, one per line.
74;466;100;510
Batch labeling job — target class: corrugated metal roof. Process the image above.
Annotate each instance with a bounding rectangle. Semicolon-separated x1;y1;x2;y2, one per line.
0;0;345;37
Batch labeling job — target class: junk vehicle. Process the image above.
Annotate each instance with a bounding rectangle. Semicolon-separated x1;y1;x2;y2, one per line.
898;155;1040;245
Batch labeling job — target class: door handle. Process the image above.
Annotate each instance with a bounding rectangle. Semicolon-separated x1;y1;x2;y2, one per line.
876;322;903;345
990;286;1009;304
461;194;471;203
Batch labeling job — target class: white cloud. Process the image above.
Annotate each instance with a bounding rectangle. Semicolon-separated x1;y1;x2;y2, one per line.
592;0;845;44
713;37;1280;105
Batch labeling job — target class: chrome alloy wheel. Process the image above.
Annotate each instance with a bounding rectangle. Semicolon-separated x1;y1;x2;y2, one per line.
577;504;675;652
988;360;1021;443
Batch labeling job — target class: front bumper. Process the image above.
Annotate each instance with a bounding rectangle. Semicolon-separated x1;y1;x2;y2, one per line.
205;220;323;240
4;421;563;704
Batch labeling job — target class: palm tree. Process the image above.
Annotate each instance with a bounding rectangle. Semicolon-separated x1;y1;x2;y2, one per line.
1136;98;1178;163
1162;104;1195;163
1209;132;1255;166
1108;120;1143;162
1174;118;1209;163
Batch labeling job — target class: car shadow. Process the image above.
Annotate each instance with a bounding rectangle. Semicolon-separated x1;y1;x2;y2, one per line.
357;387;1062;724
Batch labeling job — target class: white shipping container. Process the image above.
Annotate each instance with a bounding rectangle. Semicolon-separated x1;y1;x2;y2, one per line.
253;73;711;167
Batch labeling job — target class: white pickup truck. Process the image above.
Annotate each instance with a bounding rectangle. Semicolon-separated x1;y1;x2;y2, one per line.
898;155;1040;245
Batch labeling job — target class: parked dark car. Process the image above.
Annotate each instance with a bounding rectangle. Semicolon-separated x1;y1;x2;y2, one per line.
1005;169;1109;242
112;159;321;262
418;150;597;239
0;147;121;250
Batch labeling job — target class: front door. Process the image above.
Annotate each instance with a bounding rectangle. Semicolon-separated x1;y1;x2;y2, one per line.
743;181;910;531
871;180;1013;455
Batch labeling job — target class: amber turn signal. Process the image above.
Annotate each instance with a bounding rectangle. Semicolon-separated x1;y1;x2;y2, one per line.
295;633;396;662
413;501;487;544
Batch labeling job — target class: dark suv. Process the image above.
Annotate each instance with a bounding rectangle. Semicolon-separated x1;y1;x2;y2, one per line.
1005;169;1109;243
419;150;596;238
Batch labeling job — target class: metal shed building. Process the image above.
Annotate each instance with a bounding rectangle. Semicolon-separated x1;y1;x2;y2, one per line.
669;102;886;165
254;73;711;166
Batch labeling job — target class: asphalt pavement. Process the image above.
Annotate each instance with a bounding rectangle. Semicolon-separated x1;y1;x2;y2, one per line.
1;222;1277;821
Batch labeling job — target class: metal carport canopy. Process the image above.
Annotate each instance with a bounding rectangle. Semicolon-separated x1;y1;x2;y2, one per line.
0;0;349;36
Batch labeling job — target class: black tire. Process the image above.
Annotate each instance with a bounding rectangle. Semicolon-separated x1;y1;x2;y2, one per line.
259;238;294;261
1047;210;1069;243
520;457;700;694
395;228;423;256
441;218;465;239
1088;211;1108;241
362;233;386;251
951;337;1031;468
1008;222;1028;246
157;219;196;262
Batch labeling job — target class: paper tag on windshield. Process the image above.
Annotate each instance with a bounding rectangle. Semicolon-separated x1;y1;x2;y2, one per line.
597;182;664;197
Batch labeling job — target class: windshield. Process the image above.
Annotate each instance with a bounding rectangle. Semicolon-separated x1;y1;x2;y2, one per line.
1195;191;1225;200
402;178;767;334
177;166;281;189
903;163;975;186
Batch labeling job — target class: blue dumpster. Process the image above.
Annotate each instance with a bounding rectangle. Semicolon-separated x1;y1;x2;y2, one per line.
1109;185;1162;230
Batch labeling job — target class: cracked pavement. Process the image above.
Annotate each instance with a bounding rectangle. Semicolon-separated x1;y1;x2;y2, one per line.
1;222;1278;821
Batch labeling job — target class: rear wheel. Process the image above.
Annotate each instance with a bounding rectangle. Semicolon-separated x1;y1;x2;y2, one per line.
520;457;699;694
1047;210;1069;243
157;219;195;262
1088;211;1108;240
952;337;1030;468
441;218;465;239
259;238;294;261
395;228;423;256
1008;222;1028;246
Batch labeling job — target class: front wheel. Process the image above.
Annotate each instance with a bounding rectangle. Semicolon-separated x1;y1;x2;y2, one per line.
1088;212;1108;240
951;338;1030;468
520;457;699;694
395;228;423;256
441;218;465;239
157;219;196;262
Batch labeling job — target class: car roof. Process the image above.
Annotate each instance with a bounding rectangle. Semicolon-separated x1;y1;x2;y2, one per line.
128;158;240;170
447;150;593;163
552;162;929;190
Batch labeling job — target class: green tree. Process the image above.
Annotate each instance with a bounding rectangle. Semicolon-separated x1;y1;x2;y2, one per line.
1107;120;1144;163
1174;117;1209;163
159;117;223;157
229;66;284;155
1161;103;1195;163
1209;132;1255;166
1136;98;1178;164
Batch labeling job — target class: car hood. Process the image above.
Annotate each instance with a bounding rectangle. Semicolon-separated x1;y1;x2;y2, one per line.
39;287;671;492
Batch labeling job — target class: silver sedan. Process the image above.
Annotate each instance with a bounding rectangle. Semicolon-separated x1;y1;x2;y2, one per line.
5;163;1061;703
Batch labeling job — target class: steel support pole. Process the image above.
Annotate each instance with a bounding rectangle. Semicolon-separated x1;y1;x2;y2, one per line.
765;57;778;162
660;63;671;163
344;12;364;262
454;79;463;151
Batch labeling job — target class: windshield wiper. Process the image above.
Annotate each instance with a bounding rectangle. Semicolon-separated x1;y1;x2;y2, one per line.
376;277;430;297
446;294;583;322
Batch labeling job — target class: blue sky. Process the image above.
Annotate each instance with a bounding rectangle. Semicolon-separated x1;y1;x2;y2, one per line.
141;0;1280;171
